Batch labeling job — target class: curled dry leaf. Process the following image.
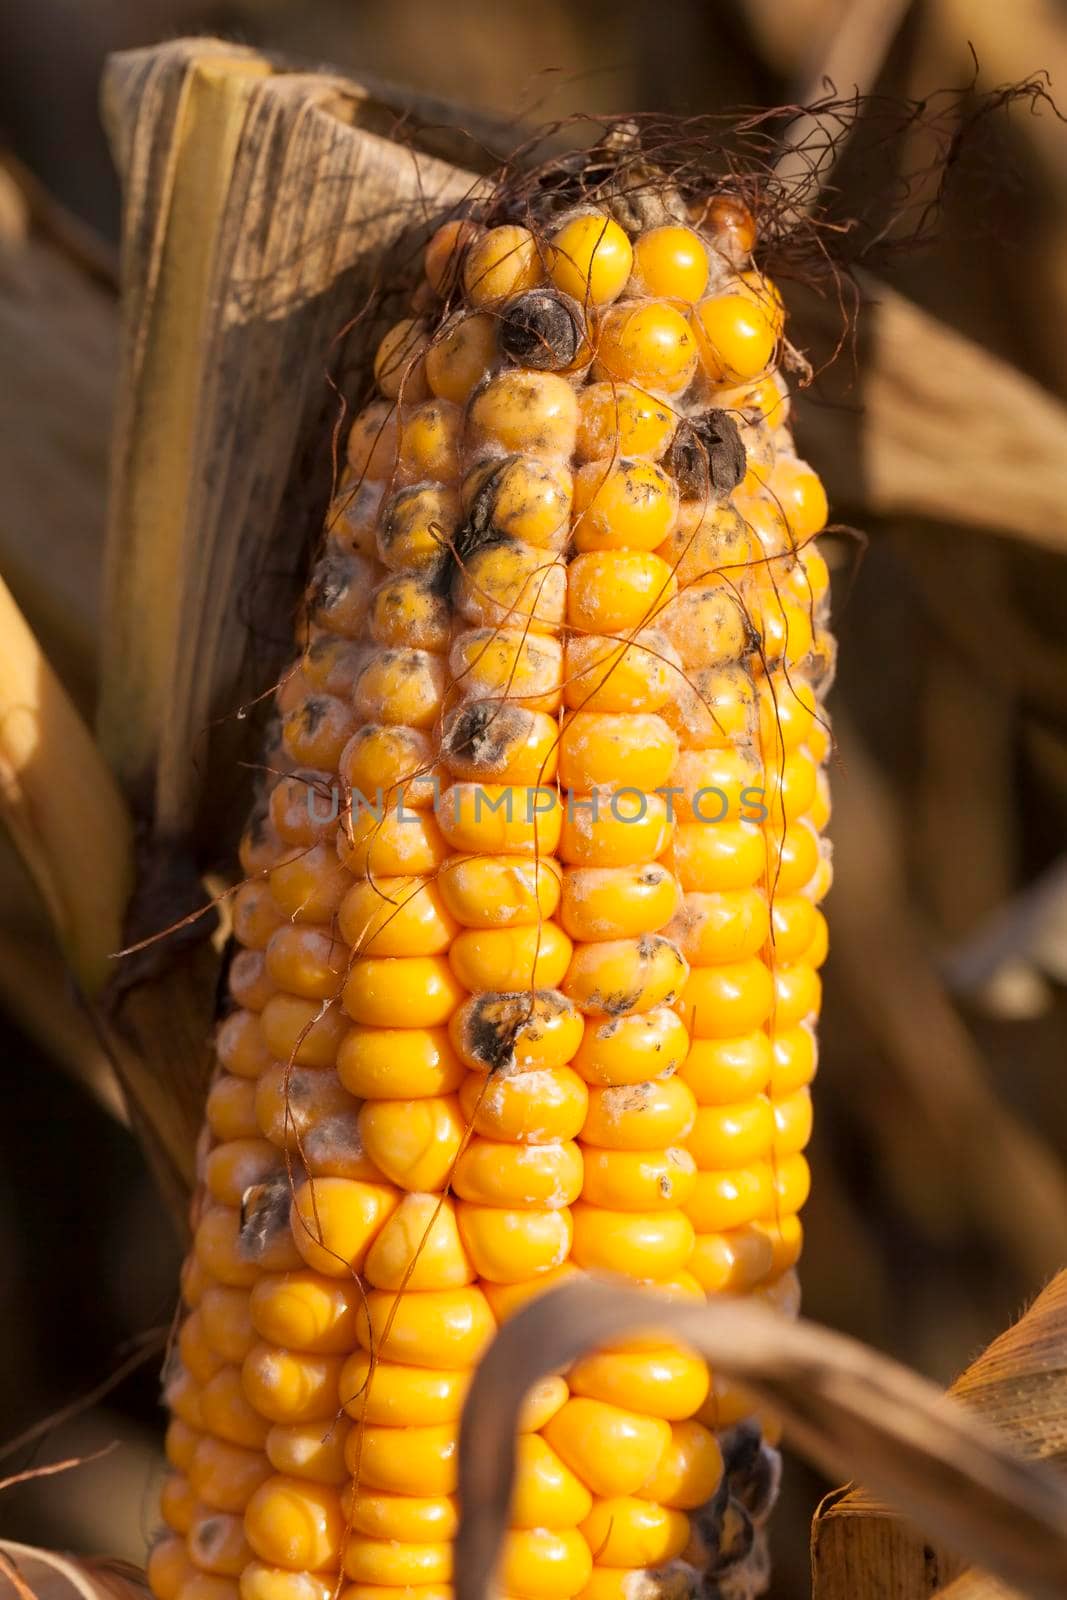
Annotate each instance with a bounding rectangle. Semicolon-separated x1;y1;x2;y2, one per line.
0;1544;147;1600
455;1277;1067;1600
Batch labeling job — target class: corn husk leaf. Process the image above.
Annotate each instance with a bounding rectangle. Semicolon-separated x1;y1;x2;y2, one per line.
813;1268;1067;1599
0;577;133;996
456;1278;1067;1600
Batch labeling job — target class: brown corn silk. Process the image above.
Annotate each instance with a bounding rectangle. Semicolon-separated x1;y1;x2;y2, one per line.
151;157;833;1600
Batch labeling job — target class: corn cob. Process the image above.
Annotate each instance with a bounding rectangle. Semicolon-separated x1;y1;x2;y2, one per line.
149;171;832;1600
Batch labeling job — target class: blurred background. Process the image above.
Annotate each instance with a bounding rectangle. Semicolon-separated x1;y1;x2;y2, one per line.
1;2;1066;1596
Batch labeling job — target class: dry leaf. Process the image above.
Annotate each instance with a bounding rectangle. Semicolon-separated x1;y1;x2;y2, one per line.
0;1544;147;1600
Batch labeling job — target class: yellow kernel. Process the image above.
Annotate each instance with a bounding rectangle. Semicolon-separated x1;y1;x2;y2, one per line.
338;876;457;959
356;1285;496;1369
358;1096;465;1191
199;1368;271;1451
342;1537;451;1587
510;1434;593;1529
265;1419;349;1485
188;1437;271;1514
668;887;769;964
368;571;451;653
581;1147;696;1211
549;213;633;306
439;853;562;930
249;1270;360;1355
204;1142;282;1211
398;397;463;481
147;1536;192;1600
595;301;697;394
457;1203;573;1281
346;1489;457;1543
457;1066;588;1144
342;955;465;1029
454;1138;584;1208
374;318;430;402
243;1477;344;1572
336;1024;465;1100
437;783;563;858
573;458;679;552
579;1496;690;1568
452;540;567;633
681;1033;773;1105
463;225;542;307
259;994;348;1069
187;1510;253;1577
497;1528;594;1600
269;844;351;925
689;1097;775;1168
466;371;578;460
346;1421;458;1495
424;312;497;405
687;1224;774;1294
560;864;679;943
567;550;676;635
633;225;709;302
562;935;687;1016
570;1346;708;1419
449;921;572;992
676;957;775;1038
289;1178;399;1277
339;1352;469;1426
338;806;448;880
240;1344;343;1424
564;632;680;714
543;1397;671;1497
265;925;346;1003
691;293;777;384
668;819;765;892
581;1076;696;1148
683;1163;775;1232
576;381;676;463
450;628;563;714
159;1473;198;1535
424;219;484;297
569;1205;695;1278
345;401;398;482
571;1006;689;1088
363;1192;474;1290
558;713;677;797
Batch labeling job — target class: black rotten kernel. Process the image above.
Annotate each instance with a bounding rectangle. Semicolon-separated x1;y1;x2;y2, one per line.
666;408;747;500
499;289;585;370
